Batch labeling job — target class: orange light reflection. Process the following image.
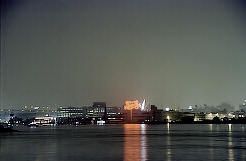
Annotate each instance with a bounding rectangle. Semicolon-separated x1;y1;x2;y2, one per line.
124;124;147;161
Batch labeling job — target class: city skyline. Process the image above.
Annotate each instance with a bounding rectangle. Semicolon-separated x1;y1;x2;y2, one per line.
1;0;246;109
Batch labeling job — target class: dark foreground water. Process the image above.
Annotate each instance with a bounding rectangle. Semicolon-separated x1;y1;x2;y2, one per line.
0;124;246;161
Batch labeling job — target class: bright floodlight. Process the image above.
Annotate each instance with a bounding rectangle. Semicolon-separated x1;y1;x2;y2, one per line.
141;99;146;111
188;105;193;110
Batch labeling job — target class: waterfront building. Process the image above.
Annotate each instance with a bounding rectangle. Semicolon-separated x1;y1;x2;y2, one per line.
106;107;124;124
205;112;227;120
181;112;195;122
231;111;245;119
87;105;124;124
57;106;86;118
150;105;165;123
91;102;107;120
163;111;183;122
123;100;151;123
57;106;90;125
56;104;124;124
163;111;195;123
124;109;151;123
31;116;56;126
194;113;206;122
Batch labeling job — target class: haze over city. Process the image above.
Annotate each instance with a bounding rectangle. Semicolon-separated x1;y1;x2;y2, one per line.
1;1;246;161
1;0;246;108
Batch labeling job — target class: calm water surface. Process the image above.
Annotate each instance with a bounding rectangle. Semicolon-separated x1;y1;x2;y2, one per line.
0;124;246;161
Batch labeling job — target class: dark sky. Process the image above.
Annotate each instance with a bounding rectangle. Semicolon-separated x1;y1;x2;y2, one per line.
1;0;246;108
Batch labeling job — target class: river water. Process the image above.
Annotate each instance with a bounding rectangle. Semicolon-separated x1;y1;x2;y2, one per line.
0;124;245;161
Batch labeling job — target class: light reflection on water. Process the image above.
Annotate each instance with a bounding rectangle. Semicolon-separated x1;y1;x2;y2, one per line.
209;124;213;132
140;124;147;161
208;124;214;160
123;124;147;161
228;124;234;161
166;123;171;161
0;124;246;161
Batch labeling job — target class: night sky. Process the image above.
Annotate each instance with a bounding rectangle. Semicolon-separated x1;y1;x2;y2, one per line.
1;0;246;108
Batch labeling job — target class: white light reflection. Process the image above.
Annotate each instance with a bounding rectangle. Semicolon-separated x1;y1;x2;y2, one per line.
140;124;147;161
167;123;170;134
167;115;170;123
208;124;214;160
209;124;213;132
241;125;246;160
166;123;171;161
228;124;232;133
228;124;234;161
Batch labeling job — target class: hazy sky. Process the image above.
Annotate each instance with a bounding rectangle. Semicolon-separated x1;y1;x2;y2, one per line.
1;0;246;108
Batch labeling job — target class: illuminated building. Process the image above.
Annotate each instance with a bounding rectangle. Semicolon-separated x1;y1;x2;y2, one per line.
124;99;152;123
106;107;124;124
88;106;124;124
57;106;86;118
205;112;226;120
124;109;151;123
123;100;150;123
92;102;107;120
31;116;56;126
88;103;124;124
163;111;182;122
57;103;124;124
57;107;89;125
